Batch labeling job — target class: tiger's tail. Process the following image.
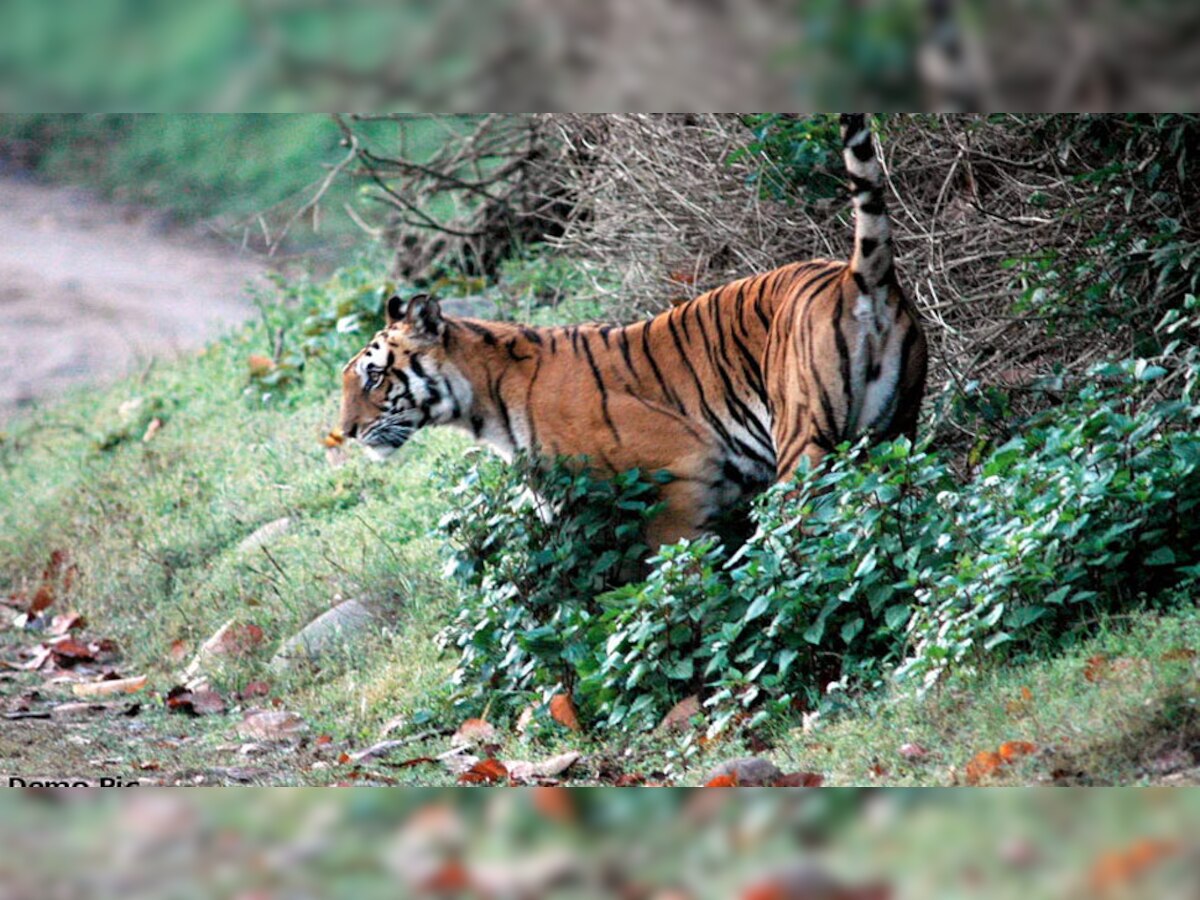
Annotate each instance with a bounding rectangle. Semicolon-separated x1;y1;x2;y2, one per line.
840;113;893;299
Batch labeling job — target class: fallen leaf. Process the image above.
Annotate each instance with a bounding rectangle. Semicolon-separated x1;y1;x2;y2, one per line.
240;680;271;699
772;772;824;787
48;612;85;635
898;742;929;761
72;675;148;698
238;710;306;740
705;757;783;787
315;734;333;746
549;694;581;732
458;758;508;785
48;637;95;665
168;639;189;663
1021;685;1034;701
965;750;1005;785
705;774;738;787
248;355;276;376
1084;654;1109;683
142;417;163;442
212;623;264;656
515;704;536;734
998;741;1037;762
613;773;646;787
657;694;701;734
452;717;500;748
164;685;226;715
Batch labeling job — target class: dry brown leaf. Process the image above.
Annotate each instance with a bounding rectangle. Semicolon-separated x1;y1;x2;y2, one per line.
998;740;1037;762
238;709;306;740
772;772;824;787
248;354;275;376
167;638;189;663
657;694;701;734
48;612;85;635
458;757;508;785
549;694;581;732
72;675;147;698
965;750;1005;785
452;717;500;747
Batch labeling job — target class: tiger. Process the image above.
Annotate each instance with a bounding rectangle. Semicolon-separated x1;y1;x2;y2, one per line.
339;113;927;549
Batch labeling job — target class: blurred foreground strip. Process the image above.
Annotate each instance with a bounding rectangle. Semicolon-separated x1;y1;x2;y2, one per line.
0;790;1196;898
1;0;1196;110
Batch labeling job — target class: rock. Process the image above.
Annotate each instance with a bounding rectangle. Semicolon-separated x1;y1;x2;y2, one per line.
506;752;582;783
237;517;291;553
269;598;378;673
703;756;783;787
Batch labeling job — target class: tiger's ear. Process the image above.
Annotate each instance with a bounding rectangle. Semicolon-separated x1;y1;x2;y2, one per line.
405;293;445;341
386;294;407;326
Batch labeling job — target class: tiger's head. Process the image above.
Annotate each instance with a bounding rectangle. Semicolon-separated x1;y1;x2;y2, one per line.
339;294;468;461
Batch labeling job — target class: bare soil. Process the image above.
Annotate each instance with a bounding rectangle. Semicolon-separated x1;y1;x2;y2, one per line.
0;176;264;424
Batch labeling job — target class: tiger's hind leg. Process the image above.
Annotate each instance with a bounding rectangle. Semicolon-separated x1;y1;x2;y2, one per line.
645;477;713;550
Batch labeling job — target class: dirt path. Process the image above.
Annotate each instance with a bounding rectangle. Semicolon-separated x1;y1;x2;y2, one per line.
0;176;265;424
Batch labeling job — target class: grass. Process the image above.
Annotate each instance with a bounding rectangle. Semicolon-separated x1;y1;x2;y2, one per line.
2;265;1198;787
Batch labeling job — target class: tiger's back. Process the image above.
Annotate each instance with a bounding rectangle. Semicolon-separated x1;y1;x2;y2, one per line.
339;114;927;548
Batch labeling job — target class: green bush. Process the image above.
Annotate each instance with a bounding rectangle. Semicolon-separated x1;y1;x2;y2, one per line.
435;452;666;718
436;301;1200;737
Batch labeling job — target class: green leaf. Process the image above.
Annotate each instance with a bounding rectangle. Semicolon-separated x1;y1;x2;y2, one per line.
884;604;911;630
1146;546;1177;566
744;594;772;622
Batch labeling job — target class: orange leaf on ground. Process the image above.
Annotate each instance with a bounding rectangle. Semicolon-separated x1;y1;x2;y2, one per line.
248;355;275;376
168;639;189;663
1084;654;1108;682
704;774;738;787
772;772;824;787
549;694;581;732
458;758;508;785
48;637;94;665
965;750;1005;785
998;741;1037;762
315;734;333;746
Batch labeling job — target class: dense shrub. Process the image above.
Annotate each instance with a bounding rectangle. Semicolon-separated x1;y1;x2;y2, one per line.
437;302;1200;735
435;451;665;715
